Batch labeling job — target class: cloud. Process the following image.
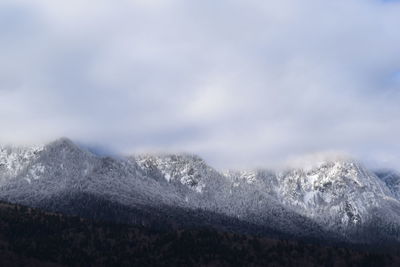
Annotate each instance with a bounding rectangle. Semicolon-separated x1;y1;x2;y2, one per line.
1;0;400;169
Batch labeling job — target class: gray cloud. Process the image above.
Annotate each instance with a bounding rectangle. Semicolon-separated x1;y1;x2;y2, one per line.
1;0;400;169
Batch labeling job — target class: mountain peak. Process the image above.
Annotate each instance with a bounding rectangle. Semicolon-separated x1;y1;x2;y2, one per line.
48;137;76;147
282;152;354;171
44;137;92;155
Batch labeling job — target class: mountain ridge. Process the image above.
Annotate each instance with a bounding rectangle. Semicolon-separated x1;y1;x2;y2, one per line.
1;137;400;244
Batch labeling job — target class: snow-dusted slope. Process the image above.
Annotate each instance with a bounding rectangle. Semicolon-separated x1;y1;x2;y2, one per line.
272;160;392;227
134;154;226;194
1;138;400;243
376;169;400;200
224;160;400;242
132;154;330;239
0;144;44;183
132;154;232;208
0;138;186;209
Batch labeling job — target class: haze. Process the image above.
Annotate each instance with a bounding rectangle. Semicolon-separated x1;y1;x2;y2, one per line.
1;0;400;169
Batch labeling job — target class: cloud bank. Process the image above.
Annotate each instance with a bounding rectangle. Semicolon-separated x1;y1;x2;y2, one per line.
1;0;400;169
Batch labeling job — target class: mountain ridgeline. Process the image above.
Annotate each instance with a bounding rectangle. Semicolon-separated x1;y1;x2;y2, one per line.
1;138;400;245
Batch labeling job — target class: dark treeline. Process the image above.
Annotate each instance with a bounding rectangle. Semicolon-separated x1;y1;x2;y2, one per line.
0;201;399;267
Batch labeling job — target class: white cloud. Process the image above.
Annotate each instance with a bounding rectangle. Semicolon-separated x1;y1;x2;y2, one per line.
1;0;400;169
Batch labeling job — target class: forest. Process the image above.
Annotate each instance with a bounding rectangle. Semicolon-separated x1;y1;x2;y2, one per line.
0;201;399;267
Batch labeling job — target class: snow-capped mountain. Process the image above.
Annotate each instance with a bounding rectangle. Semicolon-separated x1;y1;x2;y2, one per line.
224;161;400;242
0;139;188;215
1;138;400;244
132;154;328;240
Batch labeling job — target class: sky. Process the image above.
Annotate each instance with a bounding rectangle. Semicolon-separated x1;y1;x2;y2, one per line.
1;0;400;169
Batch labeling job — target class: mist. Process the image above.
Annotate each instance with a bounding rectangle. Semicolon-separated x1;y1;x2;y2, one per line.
1;0;400;169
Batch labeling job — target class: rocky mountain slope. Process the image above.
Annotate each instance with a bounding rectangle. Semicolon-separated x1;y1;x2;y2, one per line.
1;138;400;244
375;170;400;200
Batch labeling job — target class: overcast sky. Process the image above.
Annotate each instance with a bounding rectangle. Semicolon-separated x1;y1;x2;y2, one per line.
1;0;400;169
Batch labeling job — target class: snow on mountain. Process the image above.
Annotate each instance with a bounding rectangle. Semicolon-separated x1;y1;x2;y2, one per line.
134;154;220;194
0;138;186;211
375;169;400;200
1;138;400;243
225;160;400;243
132;154;329;240
0;144;44;183
227;161;396;228
278;161;392;224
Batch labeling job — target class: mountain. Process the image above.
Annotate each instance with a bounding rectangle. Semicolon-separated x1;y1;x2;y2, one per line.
375;169;400;200
225;161;400;243
133;154;330;240
1;138;400;244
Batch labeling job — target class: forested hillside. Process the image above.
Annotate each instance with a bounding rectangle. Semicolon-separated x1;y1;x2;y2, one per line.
0;201;399;267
